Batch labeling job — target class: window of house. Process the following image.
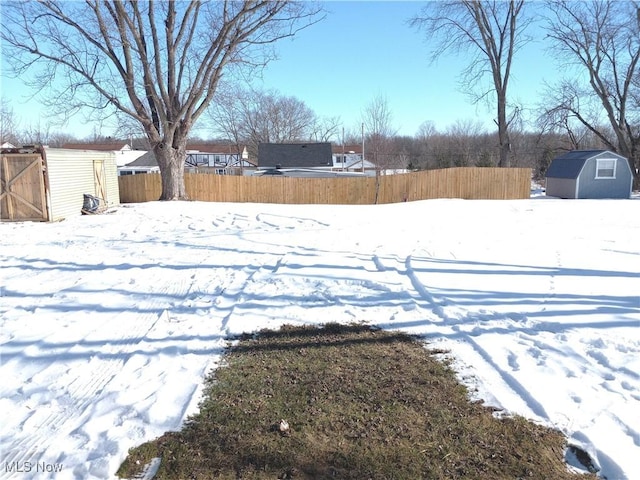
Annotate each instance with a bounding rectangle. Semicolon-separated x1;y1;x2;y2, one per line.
595;158;616;179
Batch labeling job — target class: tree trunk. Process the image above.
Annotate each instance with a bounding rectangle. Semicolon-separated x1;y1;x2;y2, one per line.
154;141;188;200
497;91;511;167
615;142;640;191
374;166;381;204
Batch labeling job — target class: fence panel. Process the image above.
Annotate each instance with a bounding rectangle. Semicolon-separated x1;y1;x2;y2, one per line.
118;167;531;204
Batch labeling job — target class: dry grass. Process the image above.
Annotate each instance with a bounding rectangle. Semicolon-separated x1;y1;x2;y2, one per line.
117;323;594;480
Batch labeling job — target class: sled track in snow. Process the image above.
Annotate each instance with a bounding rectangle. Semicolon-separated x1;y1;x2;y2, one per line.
0;274;194;480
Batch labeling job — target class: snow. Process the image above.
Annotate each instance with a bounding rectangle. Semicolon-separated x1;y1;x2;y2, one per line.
1;196;639;480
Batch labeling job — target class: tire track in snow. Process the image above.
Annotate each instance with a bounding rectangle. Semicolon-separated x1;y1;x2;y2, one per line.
0;273;194;479
462;336;550;419
403;255;454;321
375;252;550;420
218;265;264;335
373;252;481;324
216;254;289;335
1;312;162;475
255;213;330;230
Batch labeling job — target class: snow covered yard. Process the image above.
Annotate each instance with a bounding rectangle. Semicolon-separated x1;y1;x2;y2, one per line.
0;197;638;479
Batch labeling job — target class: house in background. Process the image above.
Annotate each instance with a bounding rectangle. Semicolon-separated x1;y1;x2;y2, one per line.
186;143;248;165
258;143;332;170
256;142;350;177
332;144;406;176
184;143;255;174
116;151;160;175
117;144;255;176
256;142;409;177
331;144;372;173
63;142;146;167
545;150;633;199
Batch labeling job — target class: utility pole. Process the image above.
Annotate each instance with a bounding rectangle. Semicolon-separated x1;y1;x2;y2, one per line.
342;126;345;172
361;123;365;173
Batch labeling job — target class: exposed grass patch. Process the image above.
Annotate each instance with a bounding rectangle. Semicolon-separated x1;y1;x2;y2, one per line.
118;323;594;479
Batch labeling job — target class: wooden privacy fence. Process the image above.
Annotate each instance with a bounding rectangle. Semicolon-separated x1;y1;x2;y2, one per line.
118;167;531;204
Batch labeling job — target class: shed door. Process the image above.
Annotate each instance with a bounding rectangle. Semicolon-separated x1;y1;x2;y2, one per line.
93;160;106;201
0;154;49;221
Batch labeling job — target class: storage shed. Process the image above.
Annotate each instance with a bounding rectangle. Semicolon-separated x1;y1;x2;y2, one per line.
545;150;633;199
1;146;120;222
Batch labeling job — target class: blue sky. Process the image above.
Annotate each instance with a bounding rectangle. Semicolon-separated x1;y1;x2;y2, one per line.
2;1;561;139
255;1;559;137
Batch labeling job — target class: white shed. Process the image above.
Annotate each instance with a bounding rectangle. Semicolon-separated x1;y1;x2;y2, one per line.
1;146;120;222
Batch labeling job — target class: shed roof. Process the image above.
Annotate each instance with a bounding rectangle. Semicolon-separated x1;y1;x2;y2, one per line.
62;142;131;151
258;143;332;168
546;150;616;179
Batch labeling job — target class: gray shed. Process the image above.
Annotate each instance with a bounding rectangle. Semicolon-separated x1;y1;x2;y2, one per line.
545;150;633;199
1;146;120;222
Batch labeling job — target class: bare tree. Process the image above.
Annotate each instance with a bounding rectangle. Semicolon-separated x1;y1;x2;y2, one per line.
535;81;610;152
416;121;438;141
411;121;438;170
2;1;323;199
361;94;398;169
308;116;341;143
411;0;530;167
46;132;82;148
0;100;21;146
20;121;54;146
257;91;317;143
208;85;254;161
447;119;487;166
361;95;400;202
210;87;339;159
542;0;640;187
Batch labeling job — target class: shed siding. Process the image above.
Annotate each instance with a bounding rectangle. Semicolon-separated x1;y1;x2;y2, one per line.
45;148;120;221
577;156;632;199
546;177;576;199
546;150;632;199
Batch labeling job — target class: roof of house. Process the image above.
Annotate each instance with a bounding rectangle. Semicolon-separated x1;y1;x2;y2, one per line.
126;151;158;167
332;144;363;155
344;158;376;170
187;143;245;154
546;150;625;179
256;168;365;178
62;142;131;151
258;143;333;168
62;141;246;154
